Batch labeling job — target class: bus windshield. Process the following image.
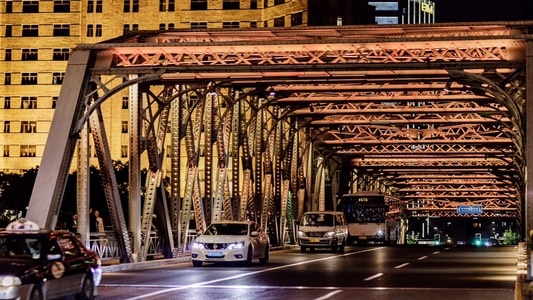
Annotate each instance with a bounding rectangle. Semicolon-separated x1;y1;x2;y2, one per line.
339;194;386;224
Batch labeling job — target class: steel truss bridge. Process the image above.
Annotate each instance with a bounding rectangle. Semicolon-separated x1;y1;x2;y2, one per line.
26;22;533;262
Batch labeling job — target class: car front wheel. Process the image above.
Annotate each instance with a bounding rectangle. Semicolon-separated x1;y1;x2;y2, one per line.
192;260;203;267
75;274;94;300
244;246;253;266
259;245;270;264
30;285;43;300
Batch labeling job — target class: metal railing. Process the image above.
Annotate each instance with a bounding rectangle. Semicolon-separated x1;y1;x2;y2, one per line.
88;231;197;261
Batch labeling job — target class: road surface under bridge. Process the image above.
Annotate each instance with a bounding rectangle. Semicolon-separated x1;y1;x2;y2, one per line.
25;21;533;262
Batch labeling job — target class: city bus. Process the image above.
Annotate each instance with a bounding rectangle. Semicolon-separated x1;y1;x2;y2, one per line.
337;191;401;244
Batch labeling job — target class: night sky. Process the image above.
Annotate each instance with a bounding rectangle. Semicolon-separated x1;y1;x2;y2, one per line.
433;0;533;23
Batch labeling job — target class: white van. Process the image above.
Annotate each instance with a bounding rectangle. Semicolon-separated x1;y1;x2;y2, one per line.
297;211;348;253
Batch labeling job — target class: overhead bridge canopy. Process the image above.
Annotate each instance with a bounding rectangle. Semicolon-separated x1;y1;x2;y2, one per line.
26;22;533;261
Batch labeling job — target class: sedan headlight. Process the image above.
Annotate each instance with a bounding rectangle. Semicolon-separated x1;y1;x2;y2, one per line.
192;241;205;250
227;241;245;250
0;276;22;287
298;230;306;237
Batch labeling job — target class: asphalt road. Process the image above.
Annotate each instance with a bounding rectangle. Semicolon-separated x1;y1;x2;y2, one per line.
96;245;518;300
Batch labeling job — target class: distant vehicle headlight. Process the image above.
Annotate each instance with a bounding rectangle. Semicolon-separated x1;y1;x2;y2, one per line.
376;230;384;236
298;230;306;237
227;241;245;250
192;242;205;249
324;231;335;238
0;276;22;287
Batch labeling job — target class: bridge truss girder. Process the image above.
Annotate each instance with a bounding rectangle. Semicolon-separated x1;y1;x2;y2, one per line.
26;23;533;261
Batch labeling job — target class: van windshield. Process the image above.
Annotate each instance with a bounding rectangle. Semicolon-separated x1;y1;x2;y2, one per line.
301;214;334;226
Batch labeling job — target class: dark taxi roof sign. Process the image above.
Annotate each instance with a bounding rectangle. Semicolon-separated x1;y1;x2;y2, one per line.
457;206;483;215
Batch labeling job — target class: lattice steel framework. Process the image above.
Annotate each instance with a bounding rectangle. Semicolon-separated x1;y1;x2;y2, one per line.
26;23;533;261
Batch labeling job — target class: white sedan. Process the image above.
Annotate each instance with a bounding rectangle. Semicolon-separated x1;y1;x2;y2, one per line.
191;220;270;267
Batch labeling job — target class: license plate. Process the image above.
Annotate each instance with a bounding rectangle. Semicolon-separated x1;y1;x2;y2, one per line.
359;236;367;240
208;251;223;257
310;238;320;243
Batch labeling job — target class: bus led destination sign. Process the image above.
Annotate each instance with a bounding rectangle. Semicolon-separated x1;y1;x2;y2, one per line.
457;206;483;215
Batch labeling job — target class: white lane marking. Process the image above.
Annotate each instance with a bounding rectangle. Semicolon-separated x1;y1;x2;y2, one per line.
417;256;428;260
126;247;384;300
313;290;343;300
363;273;384;281
394;263;410;269
432;251;440;254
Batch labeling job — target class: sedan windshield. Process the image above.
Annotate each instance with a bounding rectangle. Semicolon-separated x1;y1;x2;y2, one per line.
204;223;248;236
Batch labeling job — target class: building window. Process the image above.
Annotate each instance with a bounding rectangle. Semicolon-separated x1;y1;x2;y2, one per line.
5;73;11;85
132;0;139;12
87;24;94;37
250;0;257;9
122;121;128;133
5;25;12;37
191;0;207;10
22;0;39;13
132;24;138;31
53;72;65;84
158;0;176;11
159;23;165;30
4;97;11;109
274;0;284;5
5;49;12;61
96;0;103;12
52;96;58;108
95;24;102;37
3;145;9;157
21;73;37;85
121;145;128;157
22;25;39;37
54;0;70;12
222;22;239;28
274;16;284;27
122;96;128;109
53;48;70;61
22;49;38;61
123;24;130;35
4;121;10;133
168;23;175;29
250;21;257;27
21;96;37;109
264;0;268;8
20;145;36;157
53;24;70;36
291;12;303;26
88;0;94;12
21;121;37;133
223;0;240;9
123;0;130;12
191;22;207;29
6;0;13;13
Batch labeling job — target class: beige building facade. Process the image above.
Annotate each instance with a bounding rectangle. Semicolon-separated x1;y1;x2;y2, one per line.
0;0;308;174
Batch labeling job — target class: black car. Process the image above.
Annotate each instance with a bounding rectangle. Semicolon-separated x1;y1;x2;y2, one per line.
0;218;102;300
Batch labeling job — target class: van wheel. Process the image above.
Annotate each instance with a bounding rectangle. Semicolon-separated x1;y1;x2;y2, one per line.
338;241;345;253
300;246;306;253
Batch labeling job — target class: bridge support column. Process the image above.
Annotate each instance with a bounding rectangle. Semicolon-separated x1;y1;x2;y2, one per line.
526;40;533;280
